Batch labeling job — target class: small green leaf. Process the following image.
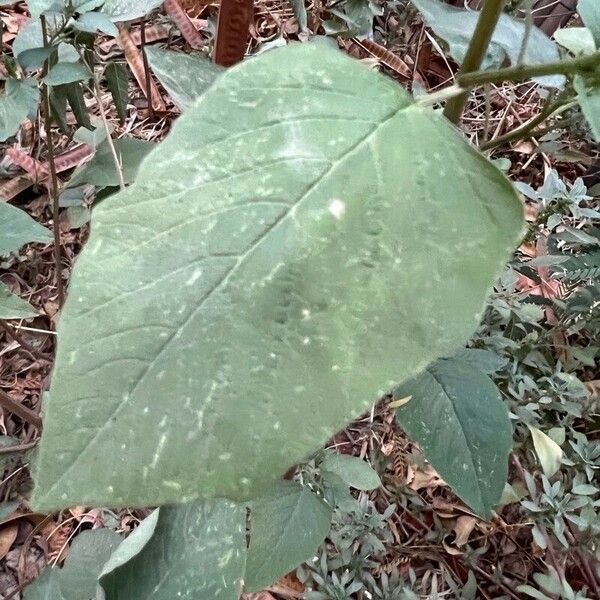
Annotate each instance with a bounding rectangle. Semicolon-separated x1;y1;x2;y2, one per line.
528;425;562;478
17;46;54;70
574;75;600;142
100;0;163;22
44;62;91;86
145;47;223;110
579;0;600;47
99;501;245;600
27;0;60;18
554;27;596;55
68;137;155;188
104;62;129;124
0;77;39;141
246;482;331;592
66;206;91;229
499;482;528;506
394;355;512;516
0;282;38;320
412;0;564;88
73;118;111;147
13;20;44;60
100;509;159;571
49;85;69;132
73;11;118;36
321;452;381;490
59;529;122;600
0;202;52;256
291;0;308;32
64;82;91;129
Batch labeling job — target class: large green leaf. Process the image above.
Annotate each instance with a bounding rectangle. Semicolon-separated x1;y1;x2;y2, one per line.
145;46;223;110
394;355;512;516
0;202;52;256
0;282;38;320
99;501;246;600
320;452;381;490
0;78;39;141
32;43;523;510
412;0;564;88
246;482;332;592
574;75;600;142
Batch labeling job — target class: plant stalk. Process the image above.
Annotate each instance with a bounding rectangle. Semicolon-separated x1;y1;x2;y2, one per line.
139;18;154;118
40;15;65;309
443;0;506;124
480;96;576;150
93;78;126;190
459;52;600;88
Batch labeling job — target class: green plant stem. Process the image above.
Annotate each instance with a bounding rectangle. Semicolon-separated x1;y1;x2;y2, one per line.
40;15;65;310
459;52;600;88
443;0;506;124
480;98;577;150
93;77;126;190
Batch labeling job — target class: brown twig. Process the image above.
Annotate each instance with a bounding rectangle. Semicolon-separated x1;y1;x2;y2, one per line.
139;18;154;119
0;321;50;362
0;440;38;455
40;15;65;309
0;389;42;430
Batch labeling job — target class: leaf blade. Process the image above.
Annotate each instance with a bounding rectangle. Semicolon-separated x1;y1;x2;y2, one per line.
104;62;129;124
394;356;512;516
33;43;523;510
99;501;245;600
246;482;332;592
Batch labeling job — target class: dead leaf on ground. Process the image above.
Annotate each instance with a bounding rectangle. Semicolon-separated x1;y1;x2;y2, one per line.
407;464;445;491
0;524;19;560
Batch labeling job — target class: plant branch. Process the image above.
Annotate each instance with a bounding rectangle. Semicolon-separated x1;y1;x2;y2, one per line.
40;15;65;310
0;321;50;362
0;440;38;455
139;18;154;119
93;77;126;191
458;52;600;89
0;389;42;430
480;97;577;150
443;0;506;124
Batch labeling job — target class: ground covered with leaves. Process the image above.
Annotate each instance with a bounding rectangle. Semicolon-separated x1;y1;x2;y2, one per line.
0;0;599;598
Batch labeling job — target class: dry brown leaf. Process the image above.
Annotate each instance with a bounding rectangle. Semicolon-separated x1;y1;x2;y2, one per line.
164;0;204;48
241;594;277;600
40;519;72;564
0;524;19;560
353;39;412;78
117;24;166;112
0;176;33;202
407;465;445;491
5;148;49;182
